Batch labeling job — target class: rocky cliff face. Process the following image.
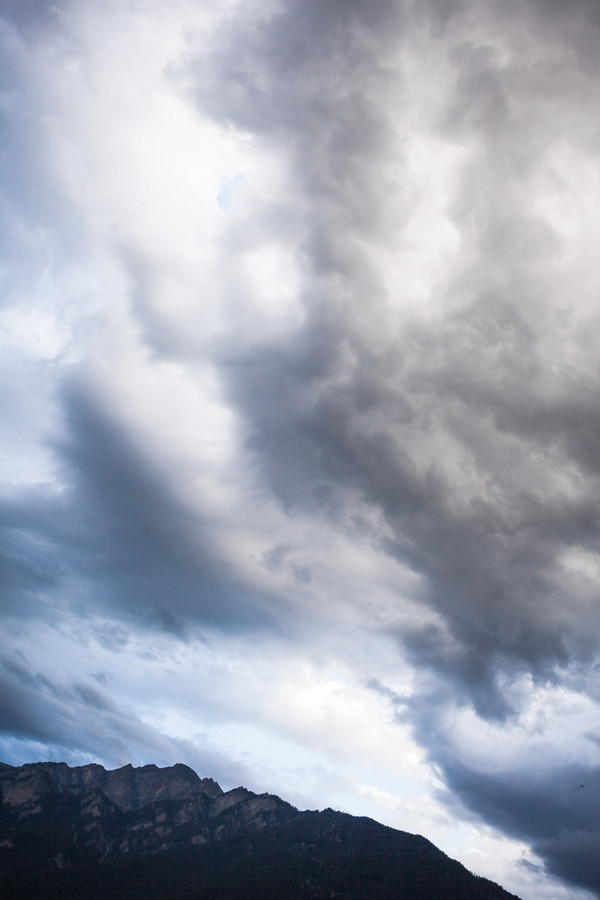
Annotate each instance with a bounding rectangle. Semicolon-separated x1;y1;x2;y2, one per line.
0;761;521;899
0;760;293;863
1;760;221;814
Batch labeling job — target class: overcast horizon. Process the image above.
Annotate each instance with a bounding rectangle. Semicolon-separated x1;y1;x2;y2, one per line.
3;1;600;897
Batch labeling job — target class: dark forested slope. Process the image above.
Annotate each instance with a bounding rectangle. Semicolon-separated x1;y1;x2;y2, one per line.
0;761;520;899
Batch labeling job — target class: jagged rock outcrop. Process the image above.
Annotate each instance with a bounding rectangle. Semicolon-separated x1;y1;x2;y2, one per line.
0;761;294;864
0;760;221;813
0;760;521;899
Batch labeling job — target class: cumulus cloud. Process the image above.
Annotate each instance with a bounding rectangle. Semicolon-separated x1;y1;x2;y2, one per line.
3;0;600;897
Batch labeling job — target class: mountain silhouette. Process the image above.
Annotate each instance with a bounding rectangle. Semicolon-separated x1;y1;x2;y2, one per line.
0;761;521;899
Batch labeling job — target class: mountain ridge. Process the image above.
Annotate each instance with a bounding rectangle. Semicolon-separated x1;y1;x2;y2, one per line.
0;760;521;899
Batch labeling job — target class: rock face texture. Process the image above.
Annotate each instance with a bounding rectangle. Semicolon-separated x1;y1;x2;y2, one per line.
0;760;521;899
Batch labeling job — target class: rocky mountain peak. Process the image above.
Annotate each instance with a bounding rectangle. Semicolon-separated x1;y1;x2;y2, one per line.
0;760;223;814
1;760;521;899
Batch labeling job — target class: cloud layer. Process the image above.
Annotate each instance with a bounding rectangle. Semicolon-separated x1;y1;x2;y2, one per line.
2;1;600;897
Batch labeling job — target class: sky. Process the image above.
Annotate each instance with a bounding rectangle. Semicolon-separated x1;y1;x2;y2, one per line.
2;0;600;897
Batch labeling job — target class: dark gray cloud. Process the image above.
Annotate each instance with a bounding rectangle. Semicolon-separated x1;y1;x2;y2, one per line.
0;0;58;32
0;651;251;789
2;371;282;635
182;0;600;891
440;758;600;896
185;0;600;689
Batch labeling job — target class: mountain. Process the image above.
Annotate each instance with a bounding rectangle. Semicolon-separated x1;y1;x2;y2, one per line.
0;761;521;899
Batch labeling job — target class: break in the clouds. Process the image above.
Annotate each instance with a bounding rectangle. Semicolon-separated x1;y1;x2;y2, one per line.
2;0;600;897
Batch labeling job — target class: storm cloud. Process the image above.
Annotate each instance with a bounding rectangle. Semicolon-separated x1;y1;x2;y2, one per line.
2;0;600;897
